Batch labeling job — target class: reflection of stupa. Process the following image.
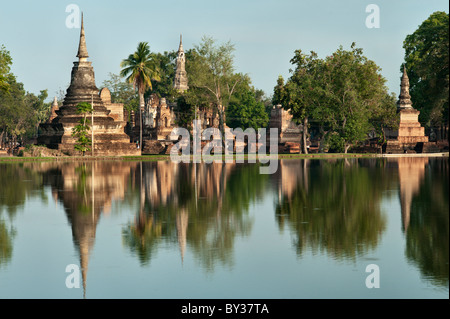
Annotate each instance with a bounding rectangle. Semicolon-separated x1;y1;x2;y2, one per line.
41;161;134;298
274;159;308;201
392;157;429;232
176;209;189;264
138;161;236;264
37;14;139;156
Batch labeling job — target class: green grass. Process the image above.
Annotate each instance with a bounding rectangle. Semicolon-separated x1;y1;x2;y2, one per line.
1;152;433;163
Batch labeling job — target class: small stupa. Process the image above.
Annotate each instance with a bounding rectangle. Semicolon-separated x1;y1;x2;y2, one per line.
38;14;139;156
47;97;59;123
384;67;439;153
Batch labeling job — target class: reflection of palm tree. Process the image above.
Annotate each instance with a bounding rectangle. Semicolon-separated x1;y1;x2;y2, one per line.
122;211;160;266
122;161;263;270
122;162;161;266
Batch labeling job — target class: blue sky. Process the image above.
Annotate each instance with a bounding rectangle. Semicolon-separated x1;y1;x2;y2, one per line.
0;0;448;102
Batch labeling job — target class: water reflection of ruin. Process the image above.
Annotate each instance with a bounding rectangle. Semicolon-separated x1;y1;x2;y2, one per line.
389;157;429;232
0;158;447;294
41;161;135;298
391;157;449;287
124;161;262;270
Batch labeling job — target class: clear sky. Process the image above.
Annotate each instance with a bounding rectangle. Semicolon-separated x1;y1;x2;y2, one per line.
0;0;448;102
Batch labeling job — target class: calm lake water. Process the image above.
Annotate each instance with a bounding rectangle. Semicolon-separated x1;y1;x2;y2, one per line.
0;157;448;299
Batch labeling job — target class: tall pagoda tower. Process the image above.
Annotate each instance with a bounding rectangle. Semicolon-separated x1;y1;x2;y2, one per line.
173;35;189;92
384;66;433;153
38;14;139;156
396;66;428;144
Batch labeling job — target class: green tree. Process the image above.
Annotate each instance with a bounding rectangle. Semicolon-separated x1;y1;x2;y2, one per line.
174;94;196;129
149;51;178;101
28;89;51;136
0;79;37;147
402;11;449;135
102;73;139;123
281;44;393;153
1;45;51;148
0;45;12;93
187;36;245;136
323;44;392;153
272;75;286;106
279;50;324;153
369;92;398;145
72;102;92;156
226;78;269;130
120;42;161;150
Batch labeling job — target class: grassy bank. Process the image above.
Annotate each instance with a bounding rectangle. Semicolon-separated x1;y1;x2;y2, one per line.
1;151;447;163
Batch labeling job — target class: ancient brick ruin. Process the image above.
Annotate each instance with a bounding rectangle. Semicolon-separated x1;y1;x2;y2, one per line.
38;15;139;156
384;67;440;154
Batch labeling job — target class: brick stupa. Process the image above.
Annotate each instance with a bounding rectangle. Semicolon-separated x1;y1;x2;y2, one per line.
38;15;139;156
384;67;438;153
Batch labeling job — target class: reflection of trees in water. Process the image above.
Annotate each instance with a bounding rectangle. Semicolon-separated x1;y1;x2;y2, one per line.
1;158;447;287
275;159;392;261
405;158;449;288
0;219;15;268
0;163;48;217
0;163;48;267
122;162;267;271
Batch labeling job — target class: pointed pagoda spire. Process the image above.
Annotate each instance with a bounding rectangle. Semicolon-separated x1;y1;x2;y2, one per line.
178;34;184;52
48;96;59;122
397;65;413;109
174;34;188;92
77;12;89;61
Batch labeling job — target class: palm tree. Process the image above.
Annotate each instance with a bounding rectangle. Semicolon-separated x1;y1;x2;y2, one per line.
120;42;160;151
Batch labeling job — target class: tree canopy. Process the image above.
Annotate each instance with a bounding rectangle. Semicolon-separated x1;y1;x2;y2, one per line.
0;45;51;148
403;11;449;129
276;43;396;153
226;76;269;130
102;73;138;111
186;36;246;133
0;45;12;93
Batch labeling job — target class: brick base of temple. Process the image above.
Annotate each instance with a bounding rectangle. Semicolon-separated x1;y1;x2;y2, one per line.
142;140;174;155
383;140;442;154
38;122;140;156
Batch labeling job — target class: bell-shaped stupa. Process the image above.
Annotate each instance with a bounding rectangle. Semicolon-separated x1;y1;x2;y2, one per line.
38;14;139;156
383;66;440;153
